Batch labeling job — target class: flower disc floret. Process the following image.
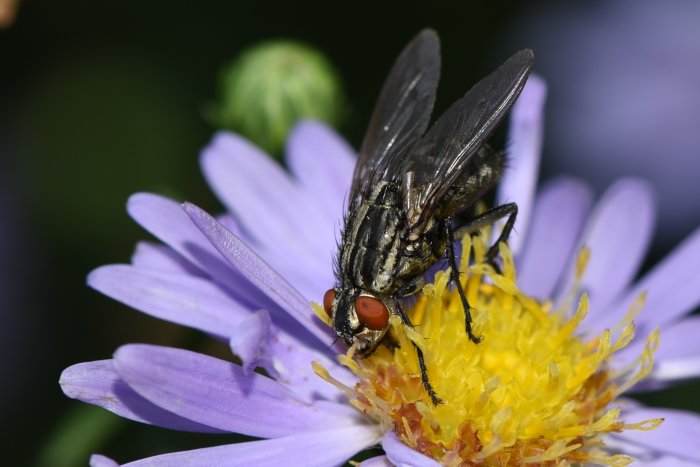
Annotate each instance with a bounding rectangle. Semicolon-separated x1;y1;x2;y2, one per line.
315;235;662;466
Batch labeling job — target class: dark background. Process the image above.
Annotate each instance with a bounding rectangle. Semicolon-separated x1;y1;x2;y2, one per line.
1;1;699;465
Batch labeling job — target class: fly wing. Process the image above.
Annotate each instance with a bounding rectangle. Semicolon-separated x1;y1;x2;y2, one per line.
349;29;441;205
398;49;534;230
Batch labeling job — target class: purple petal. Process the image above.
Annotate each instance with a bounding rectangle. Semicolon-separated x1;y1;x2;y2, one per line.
90;454;119;467
92;253;345;398
558;178;656;321
633;456;700;467
605;435;699;466
199;132;333;273
257;254;329;308
601;226;700;333
496;74;547;255
655;316;700;360
113;344;361;438
216;212;247;240
218;200;328;302
652;356;700;384
622;317;700;385
229;310;272;375
265;327;357;403
60;360;222;433
359;456;393;467
126;193;268;307
613;407;700;463
382;431;441;467
183;202;333;345
516;177;593;299
229;306;354;403
286;120;355;221
131;241;202;277
223;211;327;303
88;265;248;339
127;193;220;274
120;425;381;467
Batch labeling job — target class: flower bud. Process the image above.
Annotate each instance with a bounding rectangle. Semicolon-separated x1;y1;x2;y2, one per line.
213;40;344;157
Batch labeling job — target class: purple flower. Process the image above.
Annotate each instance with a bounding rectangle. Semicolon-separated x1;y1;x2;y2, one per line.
61;76;700;466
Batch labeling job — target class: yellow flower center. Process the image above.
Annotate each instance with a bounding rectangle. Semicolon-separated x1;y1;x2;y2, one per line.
314;235;662;466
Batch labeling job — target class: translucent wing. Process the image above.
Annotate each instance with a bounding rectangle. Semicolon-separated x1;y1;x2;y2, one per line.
349;29;441;205
398;49;534;230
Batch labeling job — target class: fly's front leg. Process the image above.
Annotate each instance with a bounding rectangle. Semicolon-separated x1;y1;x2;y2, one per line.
453;202;518;271
445;219;482;344
396;302;442;405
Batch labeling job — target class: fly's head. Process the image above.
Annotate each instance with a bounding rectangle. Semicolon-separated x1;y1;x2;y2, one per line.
323;286;391;356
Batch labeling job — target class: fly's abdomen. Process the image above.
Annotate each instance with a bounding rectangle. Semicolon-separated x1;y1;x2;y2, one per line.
437;145;504;217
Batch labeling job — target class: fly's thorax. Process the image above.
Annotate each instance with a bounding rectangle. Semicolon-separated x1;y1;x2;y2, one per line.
396;218;447;281
340;181;407;294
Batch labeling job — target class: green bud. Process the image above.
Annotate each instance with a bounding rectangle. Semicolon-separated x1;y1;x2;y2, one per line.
213;40;344;157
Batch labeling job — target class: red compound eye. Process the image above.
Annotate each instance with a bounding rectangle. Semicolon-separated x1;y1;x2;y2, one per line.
355;296;390;330
323;289;336;316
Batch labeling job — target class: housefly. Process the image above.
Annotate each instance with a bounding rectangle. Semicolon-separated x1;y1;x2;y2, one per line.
322;29;533;404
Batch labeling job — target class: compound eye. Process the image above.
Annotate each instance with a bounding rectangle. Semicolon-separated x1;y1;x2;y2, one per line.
323;289;336;316
355;296;389;330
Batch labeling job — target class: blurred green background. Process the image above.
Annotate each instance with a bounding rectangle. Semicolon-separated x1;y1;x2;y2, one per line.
1;1;699;465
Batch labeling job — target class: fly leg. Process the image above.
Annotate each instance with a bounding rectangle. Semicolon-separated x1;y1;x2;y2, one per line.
445;220;482;344
396;302;442;405
453;202;518;271
395;276;425;297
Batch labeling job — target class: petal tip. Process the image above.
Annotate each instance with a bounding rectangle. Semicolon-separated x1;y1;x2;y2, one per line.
90;454;120;467
514;73;547;121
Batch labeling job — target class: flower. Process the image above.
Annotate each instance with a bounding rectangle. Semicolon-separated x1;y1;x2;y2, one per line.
60;76;700;466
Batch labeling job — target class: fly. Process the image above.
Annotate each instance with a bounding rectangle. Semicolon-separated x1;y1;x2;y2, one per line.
322;29;533;404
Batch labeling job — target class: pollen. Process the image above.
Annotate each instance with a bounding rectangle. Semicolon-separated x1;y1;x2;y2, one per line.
314;235;662;466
